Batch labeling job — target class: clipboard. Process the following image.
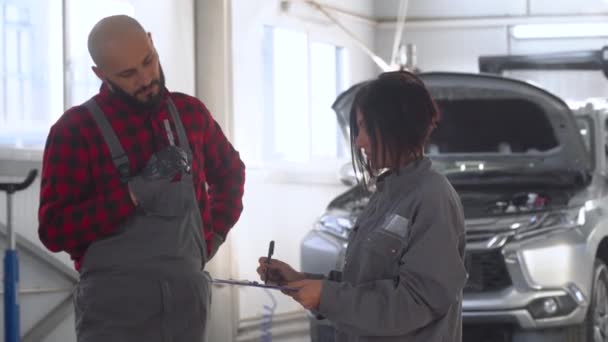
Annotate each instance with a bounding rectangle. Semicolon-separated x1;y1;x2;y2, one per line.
211;278;299;292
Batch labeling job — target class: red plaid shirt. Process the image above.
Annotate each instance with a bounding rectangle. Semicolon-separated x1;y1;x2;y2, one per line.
38;84;245;270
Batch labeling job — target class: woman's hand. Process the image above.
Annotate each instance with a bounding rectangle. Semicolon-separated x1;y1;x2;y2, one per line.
257;257;305;285
286;279;322;310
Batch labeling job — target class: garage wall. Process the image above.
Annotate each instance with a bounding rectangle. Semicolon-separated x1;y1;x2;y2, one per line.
375;0;528;19
230;0;377;323
374;0;608;83
374;0;608;19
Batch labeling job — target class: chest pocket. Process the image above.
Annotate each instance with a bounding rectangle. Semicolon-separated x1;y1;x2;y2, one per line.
360;214;410;277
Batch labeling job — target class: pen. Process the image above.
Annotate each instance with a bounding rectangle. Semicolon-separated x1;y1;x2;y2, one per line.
265;240;275;285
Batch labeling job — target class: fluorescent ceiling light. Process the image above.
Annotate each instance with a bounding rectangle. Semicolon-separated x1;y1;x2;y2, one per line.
512;23;608;39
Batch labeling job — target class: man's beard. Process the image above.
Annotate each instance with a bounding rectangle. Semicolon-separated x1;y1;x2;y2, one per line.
106;66;166;110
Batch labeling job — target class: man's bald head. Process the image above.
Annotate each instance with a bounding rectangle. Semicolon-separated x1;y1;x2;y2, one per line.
87;15;164;109
88;15;148;67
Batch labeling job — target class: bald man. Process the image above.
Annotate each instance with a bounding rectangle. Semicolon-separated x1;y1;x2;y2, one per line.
38;15;245;342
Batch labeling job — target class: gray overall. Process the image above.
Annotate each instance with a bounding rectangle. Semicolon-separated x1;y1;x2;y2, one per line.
73;98;210;342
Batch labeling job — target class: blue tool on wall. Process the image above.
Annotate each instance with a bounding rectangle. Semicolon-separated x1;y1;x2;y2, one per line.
0;169;38;342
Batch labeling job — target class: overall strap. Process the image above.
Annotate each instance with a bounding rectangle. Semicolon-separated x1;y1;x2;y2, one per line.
84;99;130;183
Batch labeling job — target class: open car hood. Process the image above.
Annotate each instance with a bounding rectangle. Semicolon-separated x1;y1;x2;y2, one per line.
332;72;592;172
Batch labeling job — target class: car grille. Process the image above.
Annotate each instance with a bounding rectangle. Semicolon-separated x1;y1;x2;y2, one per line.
464;249;512;293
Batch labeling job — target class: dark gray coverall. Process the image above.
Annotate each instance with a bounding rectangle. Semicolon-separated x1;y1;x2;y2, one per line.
318;157;468;342
72;99;210;342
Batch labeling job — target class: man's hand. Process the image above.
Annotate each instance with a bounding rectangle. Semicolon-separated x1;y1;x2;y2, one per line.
286;279;322;310
257;257;305;285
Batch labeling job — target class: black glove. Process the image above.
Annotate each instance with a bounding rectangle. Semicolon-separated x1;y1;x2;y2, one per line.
128;146;193;217
139;145;190;181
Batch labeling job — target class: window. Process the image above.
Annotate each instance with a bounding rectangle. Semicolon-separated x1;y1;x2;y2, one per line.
0;0;133;150
0;0;194;152
0;0;63;149
263;26;349;163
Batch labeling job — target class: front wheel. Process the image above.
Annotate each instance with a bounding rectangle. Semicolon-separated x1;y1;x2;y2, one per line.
561;259;608;342
586;259;608;342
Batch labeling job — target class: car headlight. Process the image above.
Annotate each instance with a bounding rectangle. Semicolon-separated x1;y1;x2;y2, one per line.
513;205;589;240
315;213;354;240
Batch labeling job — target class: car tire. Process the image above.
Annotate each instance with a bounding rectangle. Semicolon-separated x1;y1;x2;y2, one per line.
563;259;608;342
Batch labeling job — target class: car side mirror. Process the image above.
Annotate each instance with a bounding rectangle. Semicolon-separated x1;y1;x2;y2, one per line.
339;162;358;187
